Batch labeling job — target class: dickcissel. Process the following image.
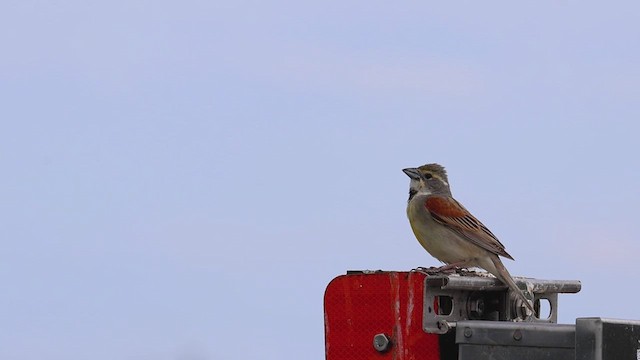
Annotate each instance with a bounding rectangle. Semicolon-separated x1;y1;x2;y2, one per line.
403;163;534;314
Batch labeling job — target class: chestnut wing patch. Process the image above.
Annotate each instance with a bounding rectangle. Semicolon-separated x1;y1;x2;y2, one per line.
424;196;513;260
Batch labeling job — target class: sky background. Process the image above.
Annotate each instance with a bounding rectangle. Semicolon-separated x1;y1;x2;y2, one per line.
2;1;640;359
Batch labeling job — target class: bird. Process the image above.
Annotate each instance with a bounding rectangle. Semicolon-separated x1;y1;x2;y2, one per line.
402;163;535;314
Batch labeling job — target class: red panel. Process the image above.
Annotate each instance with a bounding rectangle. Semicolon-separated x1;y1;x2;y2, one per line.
324;271;440;360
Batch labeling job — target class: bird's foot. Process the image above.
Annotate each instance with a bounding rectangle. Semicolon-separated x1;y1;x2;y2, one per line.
412;266;442;275
412;265;460;275
456;268;477;276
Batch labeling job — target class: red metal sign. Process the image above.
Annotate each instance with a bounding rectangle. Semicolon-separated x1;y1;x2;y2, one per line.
324;271;440;360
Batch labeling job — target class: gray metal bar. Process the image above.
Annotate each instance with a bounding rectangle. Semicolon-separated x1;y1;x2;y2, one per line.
426;274;581;294
456;320;576;348
456;320;576;360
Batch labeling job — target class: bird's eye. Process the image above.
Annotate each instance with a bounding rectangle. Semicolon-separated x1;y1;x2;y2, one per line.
424;173;433;179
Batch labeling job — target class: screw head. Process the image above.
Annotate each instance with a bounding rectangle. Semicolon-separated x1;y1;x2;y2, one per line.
463;327;473;338
513;329;523;341
373;333;391;352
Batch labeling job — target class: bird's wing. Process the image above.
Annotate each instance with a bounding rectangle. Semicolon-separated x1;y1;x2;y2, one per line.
424;195;514;260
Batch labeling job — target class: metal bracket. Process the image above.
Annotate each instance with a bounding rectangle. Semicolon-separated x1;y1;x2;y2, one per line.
422;273;581;334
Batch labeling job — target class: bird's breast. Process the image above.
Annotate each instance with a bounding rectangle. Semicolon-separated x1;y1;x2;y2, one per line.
406;196;484;264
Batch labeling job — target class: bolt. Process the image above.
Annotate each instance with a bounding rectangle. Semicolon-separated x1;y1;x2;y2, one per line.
436;320;451;333
463;327;473;338
513;329;522;341
373;333;391;352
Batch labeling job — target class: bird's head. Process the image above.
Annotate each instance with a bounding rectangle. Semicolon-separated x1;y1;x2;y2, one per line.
402;163;451;200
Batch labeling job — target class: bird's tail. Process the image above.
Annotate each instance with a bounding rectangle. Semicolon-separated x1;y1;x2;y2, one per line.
489;256;536;315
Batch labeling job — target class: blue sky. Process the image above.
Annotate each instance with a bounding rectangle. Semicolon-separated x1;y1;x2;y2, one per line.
2;1;640;359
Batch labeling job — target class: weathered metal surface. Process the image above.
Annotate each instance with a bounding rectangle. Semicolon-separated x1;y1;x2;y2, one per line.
324;271;640;359
423;273;581;333
575;317;640;360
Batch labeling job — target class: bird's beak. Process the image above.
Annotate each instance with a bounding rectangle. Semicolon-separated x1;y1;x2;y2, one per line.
402;168;421;180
